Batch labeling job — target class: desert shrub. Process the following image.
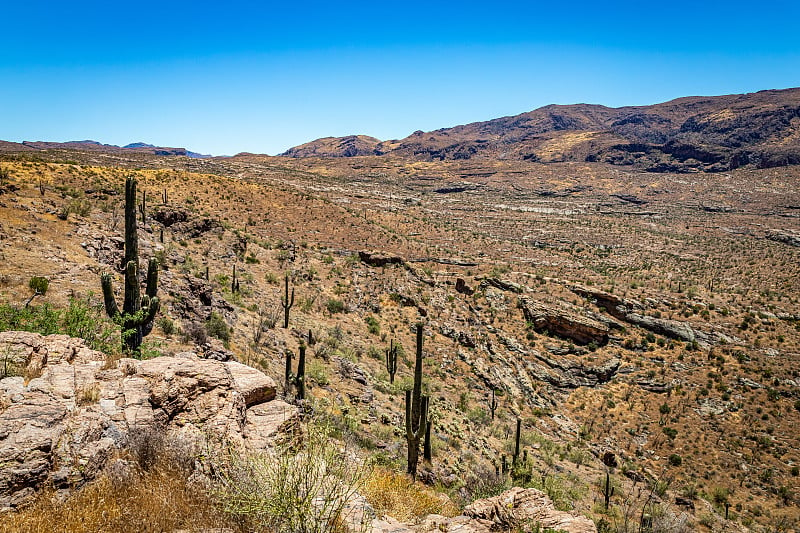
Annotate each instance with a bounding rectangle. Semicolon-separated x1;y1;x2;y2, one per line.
307;359;329;386
127;426;197;475
326;298;346;314
157;316;176;336
453;463;510;506
668;454;682;466
211;423;373;533
364;315;380;335
205;312;231;344
363;467;458;522
182;322;208;345
58;198;92;219
62;297;118;354
0;298;118;353
28;276;49;295
0;346;21;379
0;302;61;335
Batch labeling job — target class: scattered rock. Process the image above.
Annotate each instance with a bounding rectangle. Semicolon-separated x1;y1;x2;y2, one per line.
439;325;477;348
611;194;648;205
675;496;695;510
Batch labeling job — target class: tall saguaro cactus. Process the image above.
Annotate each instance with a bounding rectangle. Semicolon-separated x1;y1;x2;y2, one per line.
385;339;398;384
282;274;294;328
406;323;428;478
101;177;159;354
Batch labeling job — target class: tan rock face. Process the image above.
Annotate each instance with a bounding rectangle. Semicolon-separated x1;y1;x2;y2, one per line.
0;332;293;511
461;487;597;533
518;297;609;346
403;487;597;533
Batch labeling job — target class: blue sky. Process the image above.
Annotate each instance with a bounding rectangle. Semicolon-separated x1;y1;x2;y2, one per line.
1;1;798;155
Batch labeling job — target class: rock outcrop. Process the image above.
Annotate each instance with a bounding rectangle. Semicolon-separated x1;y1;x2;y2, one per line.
0;331;297;510
571;285;711;346
518;297;609;346
359;251;406;268
414;487;597;532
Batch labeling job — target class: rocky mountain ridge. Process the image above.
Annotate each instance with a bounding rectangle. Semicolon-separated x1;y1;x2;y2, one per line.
282;88;800;172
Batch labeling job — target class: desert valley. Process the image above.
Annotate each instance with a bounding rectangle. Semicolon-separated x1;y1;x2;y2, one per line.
1;88;799;532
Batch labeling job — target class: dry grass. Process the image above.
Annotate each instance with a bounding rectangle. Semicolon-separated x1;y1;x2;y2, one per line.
362;467;458;522
0;467;236;533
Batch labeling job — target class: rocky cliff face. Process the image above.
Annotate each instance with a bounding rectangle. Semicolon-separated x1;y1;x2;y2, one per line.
0;331;297;511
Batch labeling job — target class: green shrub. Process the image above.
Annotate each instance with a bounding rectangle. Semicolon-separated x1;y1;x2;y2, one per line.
364;315;380;335
668;454;682;466
307;360;329;386
326;298;345;314
62;297;118;354
157;316;176;336
28;276;49;295
0;298;118;354
205;312;231;345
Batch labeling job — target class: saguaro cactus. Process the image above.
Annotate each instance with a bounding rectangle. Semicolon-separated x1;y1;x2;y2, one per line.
513;418;522;466
385;339;398;384
231;264;239;294
602;471;615;510
101;177;159;354
284;344;307;400
489;389;498;420
423;405;433;462
284;349;293;392
282;274;294;328
139;190;147;223
406;323;428;478
296;343;306;400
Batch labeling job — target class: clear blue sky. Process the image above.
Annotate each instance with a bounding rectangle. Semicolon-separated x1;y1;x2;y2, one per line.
2;1;798;156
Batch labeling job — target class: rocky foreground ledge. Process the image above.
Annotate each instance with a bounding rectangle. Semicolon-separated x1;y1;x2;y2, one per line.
0;332;596;532
0;331;297;510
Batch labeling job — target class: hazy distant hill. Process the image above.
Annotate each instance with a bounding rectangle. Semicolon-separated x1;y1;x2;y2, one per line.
2;140;211;159
282;88;800;172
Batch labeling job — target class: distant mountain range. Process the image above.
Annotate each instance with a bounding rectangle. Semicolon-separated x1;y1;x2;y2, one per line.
0;140;211;159
281;88;800;172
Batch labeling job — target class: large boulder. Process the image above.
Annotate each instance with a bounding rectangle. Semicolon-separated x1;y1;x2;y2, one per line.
0;331;296;511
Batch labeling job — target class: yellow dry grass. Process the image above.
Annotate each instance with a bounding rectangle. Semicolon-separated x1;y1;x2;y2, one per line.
362;467;458;522
0;468;235;533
